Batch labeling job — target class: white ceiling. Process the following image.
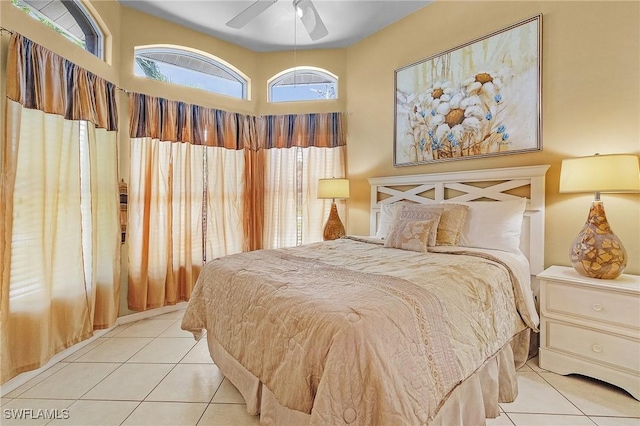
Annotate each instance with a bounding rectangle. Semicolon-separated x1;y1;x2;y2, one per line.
118;0;433;52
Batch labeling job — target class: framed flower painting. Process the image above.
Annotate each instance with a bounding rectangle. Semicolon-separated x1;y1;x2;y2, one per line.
394;15;542;167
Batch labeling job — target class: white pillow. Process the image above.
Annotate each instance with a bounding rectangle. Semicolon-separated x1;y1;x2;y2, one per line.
375;202;398;239
441;198;527;253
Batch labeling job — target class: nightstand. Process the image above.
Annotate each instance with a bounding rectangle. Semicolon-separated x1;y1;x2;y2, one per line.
538;265;640;400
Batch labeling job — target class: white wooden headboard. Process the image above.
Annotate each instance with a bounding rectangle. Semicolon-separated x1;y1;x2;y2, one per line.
368;165;550;275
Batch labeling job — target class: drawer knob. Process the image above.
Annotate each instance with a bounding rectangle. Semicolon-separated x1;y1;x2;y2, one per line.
592;303;602;312
592;344;603;353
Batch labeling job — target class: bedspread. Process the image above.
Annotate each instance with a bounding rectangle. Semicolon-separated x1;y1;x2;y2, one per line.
181;238;533;425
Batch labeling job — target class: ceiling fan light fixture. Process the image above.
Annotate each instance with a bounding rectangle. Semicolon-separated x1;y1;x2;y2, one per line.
227;0;328;41
293;0;328;41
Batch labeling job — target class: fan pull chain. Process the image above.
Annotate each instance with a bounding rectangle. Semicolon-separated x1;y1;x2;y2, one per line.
293;6;297;88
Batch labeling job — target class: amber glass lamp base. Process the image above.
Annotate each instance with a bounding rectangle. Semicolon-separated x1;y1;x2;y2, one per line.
570;201;627;279
323;202;345;241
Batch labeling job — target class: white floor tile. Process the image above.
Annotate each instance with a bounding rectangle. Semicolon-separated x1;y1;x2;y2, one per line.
590;417;640;426
525;355;548;373
0;398;74;426
19;363;120;400
73;338;152;363
61;338;109;363
500;372;582;415
540;373;640;418
3;363;68;398
81;363;173;401
47;400;139;425
146;364;224;403
507;413;598;425
181;339;214;364
127;338;196;363
212;378;245;404
159;320;195;338
122;401;207;426
101;323;133;338
198;403;260;426
115;319;176;338
486;413;515;426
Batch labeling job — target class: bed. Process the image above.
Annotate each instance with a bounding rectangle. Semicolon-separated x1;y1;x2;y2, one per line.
182;164;550;425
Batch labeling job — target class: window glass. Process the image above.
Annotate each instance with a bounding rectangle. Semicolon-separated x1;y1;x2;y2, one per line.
134;47;248;100
269;67;337;103
11;0;103;59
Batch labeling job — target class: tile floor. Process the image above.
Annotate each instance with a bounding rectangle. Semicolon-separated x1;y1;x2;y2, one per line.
1;308;639;426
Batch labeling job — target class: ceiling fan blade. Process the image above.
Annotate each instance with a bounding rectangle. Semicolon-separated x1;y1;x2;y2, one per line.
295;0;328;41
227;0;279;29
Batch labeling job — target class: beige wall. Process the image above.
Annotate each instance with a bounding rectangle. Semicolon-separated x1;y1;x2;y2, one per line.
345;1;640;275
1;0;638;318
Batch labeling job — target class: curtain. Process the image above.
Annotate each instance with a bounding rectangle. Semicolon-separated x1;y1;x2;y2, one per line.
127;138;206;310
300;146;347;245
127;94;347;310
127;94;247;311
263;148;299;249
1;34;119;384
258;114;347;248
205;148;245;259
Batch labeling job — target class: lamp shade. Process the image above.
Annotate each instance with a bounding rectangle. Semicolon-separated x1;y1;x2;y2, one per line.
559;154;640;193
317;178;350;199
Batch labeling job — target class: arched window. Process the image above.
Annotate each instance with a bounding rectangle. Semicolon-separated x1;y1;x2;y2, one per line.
269;67;338;103
11;0;104;59
134;45;249;100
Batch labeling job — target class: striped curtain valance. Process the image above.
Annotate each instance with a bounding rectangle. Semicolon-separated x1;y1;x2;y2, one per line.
128;93;346;150
128;93;250;149
256;112;346;149
6;34;118;131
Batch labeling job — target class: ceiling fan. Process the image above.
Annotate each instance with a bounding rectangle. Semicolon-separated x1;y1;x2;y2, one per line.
226;0;329;41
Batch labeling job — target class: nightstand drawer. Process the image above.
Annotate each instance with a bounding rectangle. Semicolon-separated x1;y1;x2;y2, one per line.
546;321;640;372
544;281;640;330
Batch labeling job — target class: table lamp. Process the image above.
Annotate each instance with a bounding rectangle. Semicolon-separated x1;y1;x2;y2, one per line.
559;154;640;279
317;178;350;241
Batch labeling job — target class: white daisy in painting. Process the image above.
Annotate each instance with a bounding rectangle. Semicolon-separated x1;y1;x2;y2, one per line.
398;67;516;162
462;70;507;115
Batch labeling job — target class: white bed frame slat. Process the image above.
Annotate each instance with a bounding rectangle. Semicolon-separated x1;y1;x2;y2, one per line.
368;165;550;275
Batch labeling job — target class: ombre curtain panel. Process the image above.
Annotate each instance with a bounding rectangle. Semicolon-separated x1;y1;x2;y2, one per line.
127;94;249;311
1;34;120;384
127;94;346;309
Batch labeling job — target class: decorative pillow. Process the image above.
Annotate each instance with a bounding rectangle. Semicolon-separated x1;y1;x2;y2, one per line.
393;204;443;247
435;203;469;246
384;219;436;253
375;201;412;239
441;198;527;253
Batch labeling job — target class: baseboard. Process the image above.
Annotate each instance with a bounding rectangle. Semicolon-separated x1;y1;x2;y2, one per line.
116;302;188;325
